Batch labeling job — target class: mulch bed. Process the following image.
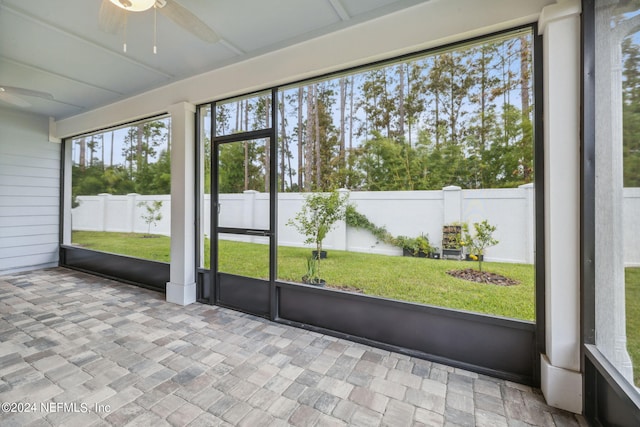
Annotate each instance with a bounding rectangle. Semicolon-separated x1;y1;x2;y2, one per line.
446;268;519;286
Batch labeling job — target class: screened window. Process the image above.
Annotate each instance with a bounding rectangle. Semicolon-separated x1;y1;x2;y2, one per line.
594;1;640;388
70;116;172;262
273;29;536;320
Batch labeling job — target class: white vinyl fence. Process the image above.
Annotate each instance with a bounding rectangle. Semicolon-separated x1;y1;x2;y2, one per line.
72;186;640;266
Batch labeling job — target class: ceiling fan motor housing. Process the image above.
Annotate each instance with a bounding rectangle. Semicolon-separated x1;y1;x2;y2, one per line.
110;0;156;12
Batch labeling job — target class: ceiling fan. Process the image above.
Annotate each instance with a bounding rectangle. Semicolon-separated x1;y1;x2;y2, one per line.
0;86;54;108
99;0;219;53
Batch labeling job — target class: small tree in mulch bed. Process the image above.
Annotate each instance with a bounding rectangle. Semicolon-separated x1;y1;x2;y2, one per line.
138;201;163;237
460;220;498;272
449;220;518;286
287;190;349;281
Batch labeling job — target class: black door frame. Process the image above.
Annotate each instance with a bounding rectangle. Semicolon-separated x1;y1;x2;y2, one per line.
207;89;278;318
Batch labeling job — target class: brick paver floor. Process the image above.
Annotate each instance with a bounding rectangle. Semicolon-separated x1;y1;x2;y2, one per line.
0;268;586;426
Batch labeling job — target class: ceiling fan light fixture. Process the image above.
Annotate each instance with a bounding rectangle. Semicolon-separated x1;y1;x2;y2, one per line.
109;0;156;12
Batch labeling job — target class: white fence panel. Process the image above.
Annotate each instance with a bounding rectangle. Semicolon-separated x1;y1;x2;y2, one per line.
72;186;639;265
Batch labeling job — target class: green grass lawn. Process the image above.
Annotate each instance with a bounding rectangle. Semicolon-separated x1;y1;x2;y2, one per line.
626;267;640;386
73;230;535;320
72;231;172;262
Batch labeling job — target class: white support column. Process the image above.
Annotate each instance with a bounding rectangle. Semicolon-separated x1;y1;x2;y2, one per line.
62;140;72;245
166;102;197;306
538;0;582;414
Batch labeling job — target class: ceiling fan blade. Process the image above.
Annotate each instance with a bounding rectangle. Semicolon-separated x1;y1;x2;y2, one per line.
0;86;54;101
158;0;220;43
99;0;125;34
0;92;31;108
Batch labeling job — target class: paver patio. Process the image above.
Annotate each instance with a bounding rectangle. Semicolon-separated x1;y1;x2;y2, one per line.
0;268;585;426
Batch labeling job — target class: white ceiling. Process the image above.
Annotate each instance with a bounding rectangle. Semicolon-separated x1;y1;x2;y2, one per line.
0;0;430;120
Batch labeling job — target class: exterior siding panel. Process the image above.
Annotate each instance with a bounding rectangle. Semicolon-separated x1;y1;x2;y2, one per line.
0;107;60;274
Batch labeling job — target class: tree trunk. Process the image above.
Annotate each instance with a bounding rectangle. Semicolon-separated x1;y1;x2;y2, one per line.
398;64;406;141
520;35;531;120
166;119;171;152
235;100;241;132
305;86;314;191
264;97;270;192
349;76;354;151
244;100;249;191
278;92;287;192
450;68;456;144
100;134;105;171
89;137;95;167
110;131;114;168
434;90;440;147
78;137;86;171
136;123;144;171
315;84;321;187
297;87;304;190
481;48;487;152
339;77;346;171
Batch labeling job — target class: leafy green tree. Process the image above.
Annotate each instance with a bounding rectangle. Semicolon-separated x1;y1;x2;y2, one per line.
403;60;428;146
72;119;171;198
218;141;264;193
427;52;474;147
355;135;422;190
357;68;398;140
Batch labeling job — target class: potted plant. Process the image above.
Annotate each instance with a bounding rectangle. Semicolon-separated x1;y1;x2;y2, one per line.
397;233;433;258
301;256;325;286
460;220;499;272
397;236;418;257
415;234;432;258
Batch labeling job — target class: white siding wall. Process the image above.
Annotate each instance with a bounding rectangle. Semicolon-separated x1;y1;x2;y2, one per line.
0;107;59;274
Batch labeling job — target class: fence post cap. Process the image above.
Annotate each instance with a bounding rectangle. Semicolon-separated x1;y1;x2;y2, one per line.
443;185;462;191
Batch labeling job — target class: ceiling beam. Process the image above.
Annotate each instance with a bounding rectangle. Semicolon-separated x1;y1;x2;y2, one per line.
0;3;174;79
0;55;124;97
328;0;351;21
